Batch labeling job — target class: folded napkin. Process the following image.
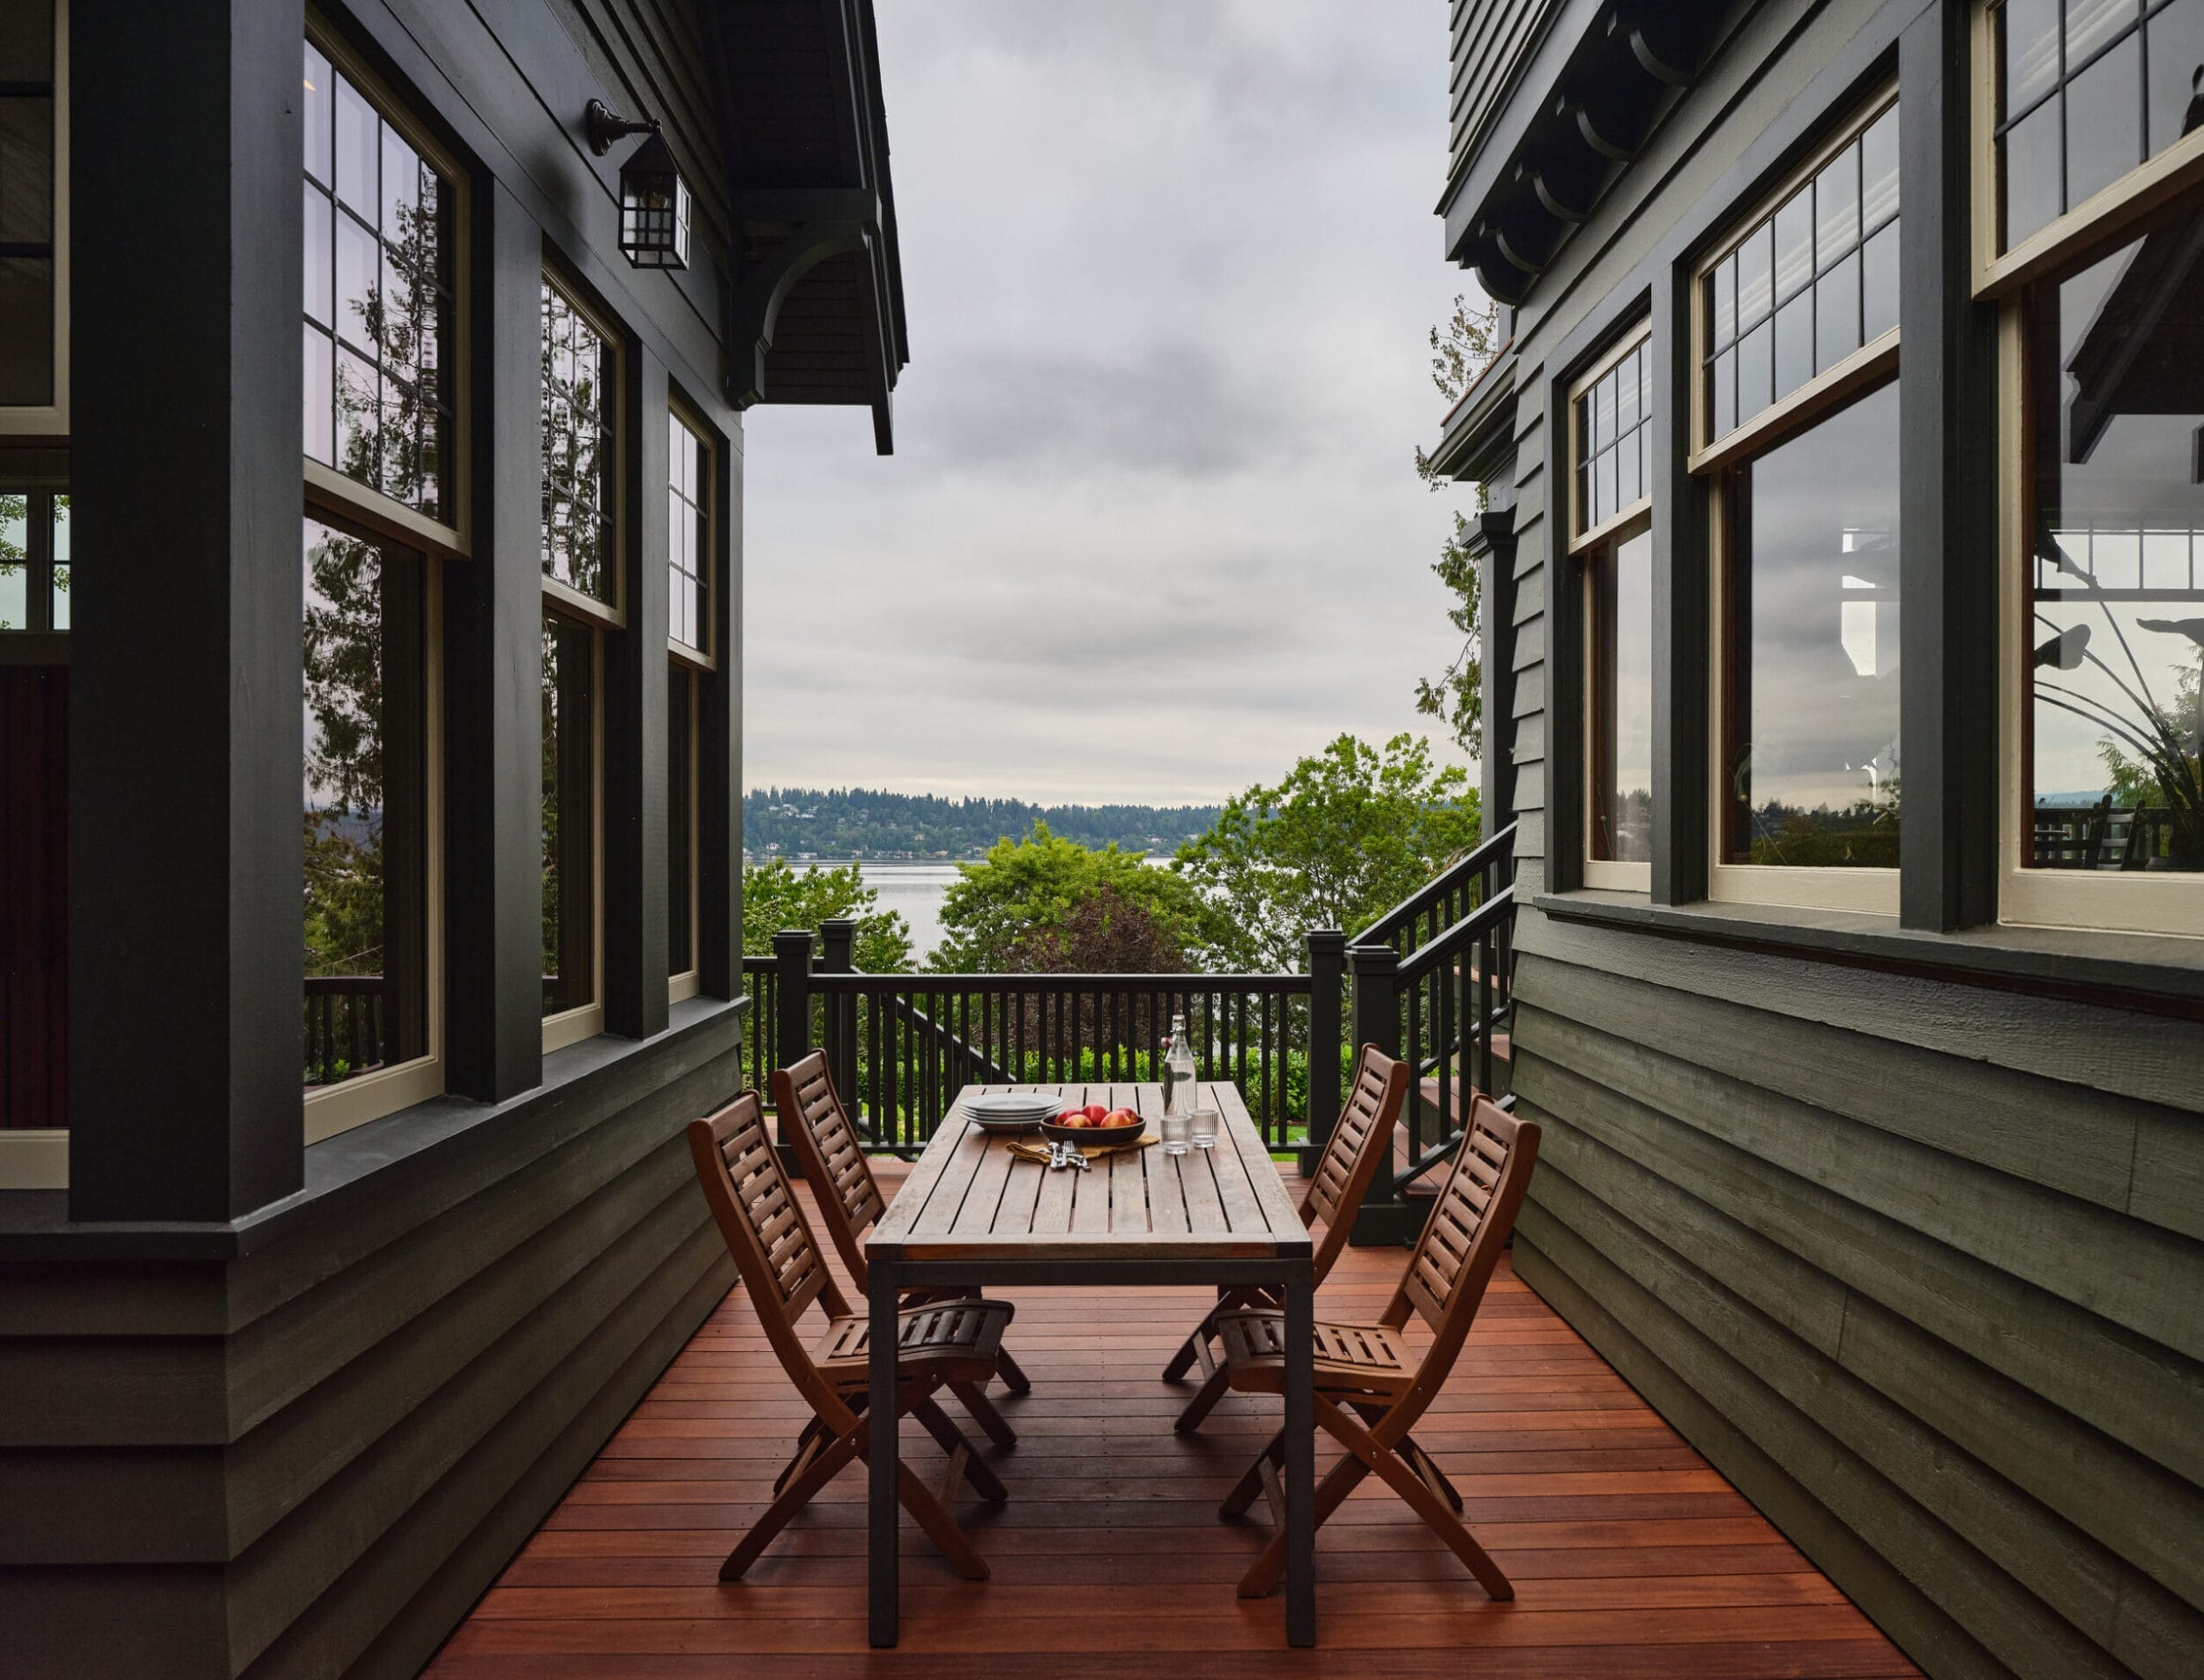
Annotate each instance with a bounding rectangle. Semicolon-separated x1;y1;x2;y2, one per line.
1007;1134;1157;1165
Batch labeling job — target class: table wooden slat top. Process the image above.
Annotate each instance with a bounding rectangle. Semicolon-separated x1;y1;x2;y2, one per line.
869;1082;1310;1262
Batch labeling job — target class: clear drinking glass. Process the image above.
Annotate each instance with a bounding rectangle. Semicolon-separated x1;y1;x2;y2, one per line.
1188;1104;1219;1149
1159;1110;1191;1155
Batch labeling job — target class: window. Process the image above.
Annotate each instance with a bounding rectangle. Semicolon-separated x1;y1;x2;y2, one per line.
668;411;711;655
1570;326;1654;888
541;613;599;1040
1715;381;1902;907
0;0;64;428
668;665;699;1000
302;37;457;530
0;491;67;629
542;280;619;611
302;517;436;1137
2003;188;2204;932
540;275;614;1049
1991;0;2204;256
1700;98;1899;454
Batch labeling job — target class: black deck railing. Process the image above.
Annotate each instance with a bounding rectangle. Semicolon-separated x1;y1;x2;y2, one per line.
1343;821;1517;1240
738;822;1517;1242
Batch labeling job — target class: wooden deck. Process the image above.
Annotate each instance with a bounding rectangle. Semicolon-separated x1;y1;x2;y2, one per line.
424;1162;1923;1679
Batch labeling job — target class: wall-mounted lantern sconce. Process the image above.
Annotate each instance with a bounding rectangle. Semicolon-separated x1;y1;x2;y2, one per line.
585;98;691;271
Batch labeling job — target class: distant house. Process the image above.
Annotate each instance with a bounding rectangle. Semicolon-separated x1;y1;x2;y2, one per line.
1426;6;2204;1680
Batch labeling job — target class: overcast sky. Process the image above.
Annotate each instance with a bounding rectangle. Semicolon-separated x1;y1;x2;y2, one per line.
742;3;1481;805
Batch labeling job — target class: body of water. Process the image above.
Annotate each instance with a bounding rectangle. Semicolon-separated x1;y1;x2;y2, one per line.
776;859;964;962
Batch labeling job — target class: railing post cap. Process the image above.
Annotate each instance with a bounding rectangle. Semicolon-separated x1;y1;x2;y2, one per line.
772;928;815;954
1347;940;1400;971
1306;928;1348;950
819;917;858;932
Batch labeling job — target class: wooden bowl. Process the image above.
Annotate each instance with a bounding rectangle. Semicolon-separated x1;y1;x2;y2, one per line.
1039;1115;1148;1148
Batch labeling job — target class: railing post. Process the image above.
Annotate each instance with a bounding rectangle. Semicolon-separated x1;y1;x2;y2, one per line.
1348;941;1415;1246
771;929;813;1161
1299;929;1346;1178
816;918;861;1134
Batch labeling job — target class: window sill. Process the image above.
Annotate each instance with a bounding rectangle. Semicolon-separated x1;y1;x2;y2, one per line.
1530;889;2204;1010
0;992;748;1257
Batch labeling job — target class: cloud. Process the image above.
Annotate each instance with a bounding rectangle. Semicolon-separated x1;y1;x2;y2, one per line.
742;2;1480;804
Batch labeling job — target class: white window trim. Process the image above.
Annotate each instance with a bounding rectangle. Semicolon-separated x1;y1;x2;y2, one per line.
303;11;473;557
0;1133;66;1190
543;618;607;1053
304;560;447;1144
1993;299;2204;938
1971;0;2204;297
0;0;66;439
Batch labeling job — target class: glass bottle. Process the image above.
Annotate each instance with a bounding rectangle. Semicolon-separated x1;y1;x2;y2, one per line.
1164;1012;1196;1115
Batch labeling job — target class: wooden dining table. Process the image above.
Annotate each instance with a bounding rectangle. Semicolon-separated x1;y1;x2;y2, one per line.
864;1079;1317;1647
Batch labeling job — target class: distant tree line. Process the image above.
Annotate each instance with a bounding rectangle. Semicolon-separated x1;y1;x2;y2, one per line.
744;786;1221;859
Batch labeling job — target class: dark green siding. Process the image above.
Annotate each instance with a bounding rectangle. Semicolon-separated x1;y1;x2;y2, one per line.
1461;3;2204;1678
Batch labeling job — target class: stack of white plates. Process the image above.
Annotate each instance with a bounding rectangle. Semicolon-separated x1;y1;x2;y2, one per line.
963;1092;1061;1133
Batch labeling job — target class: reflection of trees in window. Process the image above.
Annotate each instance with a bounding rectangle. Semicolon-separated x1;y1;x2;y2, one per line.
669;664;695;977
542;614;597;1015
302;41;454;522
0;493;67;630
0;4;58;407
542;285;615;603
2026;197;2204;873
303;519;426;1085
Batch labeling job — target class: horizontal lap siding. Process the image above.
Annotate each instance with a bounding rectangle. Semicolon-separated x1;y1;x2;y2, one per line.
1448;1;1559;191
0;1028;747;1680
1508;916;2204;1680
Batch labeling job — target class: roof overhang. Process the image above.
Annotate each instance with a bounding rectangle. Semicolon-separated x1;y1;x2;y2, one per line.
1436;1;1741;308
711;0;909;453
1426;346;1519;487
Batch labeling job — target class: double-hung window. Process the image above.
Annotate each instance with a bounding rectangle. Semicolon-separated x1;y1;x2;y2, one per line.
1570;325;1654;888
540;274;621;1049
1984;0;2204;934
300;27;459;1139
1695;93;1904;914
666;407;712;1000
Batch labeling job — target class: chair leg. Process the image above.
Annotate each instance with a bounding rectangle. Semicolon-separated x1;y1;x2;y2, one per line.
1256;1396;1512;1602
721;1428;862;1581
1220;1428;1285;1519
1235;1447;1370;1598
771;1416;828;1496
994;1348;1032;1395
1173;1361;1233;1434
1399;1429;1463;1513
914;1396;1009;1502
892;1455;992;1580
948;1379;1019;1449
1161;1298;1225;1382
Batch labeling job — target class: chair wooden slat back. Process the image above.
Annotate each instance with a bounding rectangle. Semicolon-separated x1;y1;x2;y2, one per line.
773;1052;887;1289
1300;1045;1410;1284
686;1090;850;1359
1389;1096;1538;1357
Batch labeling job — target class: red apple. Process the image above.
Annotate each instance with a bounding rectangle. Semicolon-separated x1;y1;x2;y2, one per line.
1106;1109;1139;1127
1083;1104;1110;1123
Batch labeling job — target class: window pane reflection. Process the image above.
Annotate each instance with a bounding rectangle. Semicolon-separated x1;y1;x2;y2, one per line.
1722;381;1902;868
2026;204;2204;873
0;489;70;632
543;284;617;604
303;517;428;1088
1574;339;1651;533
543;613;598;1015
669;665;696;977
668;413;709;650
302;42;454;521
1590;526;1654;864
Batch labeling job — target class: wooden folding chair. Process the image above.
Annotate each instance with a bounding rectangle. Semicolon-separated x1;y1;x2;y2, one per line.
1162;1044;1410;1433
685;1090;1015;1582
1210;1094;1539;1601
773;1051;1031;1446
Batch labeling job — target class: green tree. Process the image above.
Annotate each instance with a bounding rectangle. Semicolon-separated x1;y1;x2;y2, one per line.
933;822;1215;973
1411;293;1501;758
741;856;914;971
1174;733;1482;970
